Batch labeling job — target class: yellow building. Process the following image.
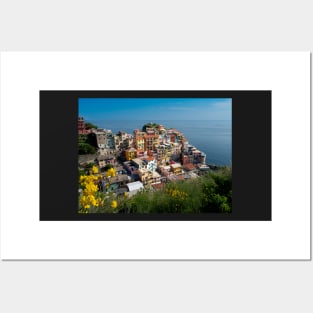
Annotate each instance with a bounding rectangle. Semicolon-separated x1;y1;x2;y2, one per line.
138;169;161;186
170;163;182;175
134;130;145;155
125;148;137;161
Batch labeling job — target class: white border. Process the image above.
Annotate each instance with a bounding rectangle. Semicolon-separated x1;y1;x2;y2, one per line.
0;52;310;260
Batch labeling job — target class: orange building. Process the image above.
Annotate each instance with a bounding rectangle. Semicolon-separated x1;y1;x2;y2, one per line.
144;131;159;152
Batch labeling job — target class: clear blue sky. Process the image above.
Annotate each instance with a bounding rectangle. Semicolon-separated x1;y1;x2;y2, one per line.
79;98;231;121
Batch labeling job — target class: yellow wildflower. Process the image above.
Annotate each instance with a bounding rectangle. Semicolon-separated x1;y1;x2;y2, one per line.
111;200;118;209
79;171;103;211
106;168;116;178
91;166;99;174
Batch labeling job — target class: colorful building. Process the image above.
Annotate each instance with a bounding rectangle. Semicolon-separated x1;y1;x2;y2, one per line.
97;155;117;168
144;130;159;152
134;130;145;156
125;147;137;161
78;117;92;135
142;156;157;172
138;169;161;186
170;163;182;175
89;129;115;149
114;131;132;151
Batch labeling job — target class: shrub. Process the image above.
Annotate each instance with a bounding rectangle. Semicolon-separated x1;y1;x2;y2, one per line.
79;166;232;214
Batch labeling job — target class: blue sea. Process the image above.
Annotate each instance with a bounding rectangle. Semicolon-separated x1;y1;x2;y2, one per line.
88;120;232;166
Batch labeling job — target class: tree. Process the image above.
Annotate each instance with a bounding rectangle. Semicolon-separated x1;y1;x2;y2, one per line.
85;122;98;130
103;164;114;171
200;169;232;213
78;143;96;155
142;122;159;132
85;162;96;169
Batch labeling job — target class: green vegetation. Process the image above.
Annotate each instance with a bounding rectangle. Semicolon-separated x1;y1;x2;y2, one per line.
78;162;96;176
78;134;97;155
85;122;98;130
102;164;114;171
79;143;96;154
142;122;160;132
88;167;232;214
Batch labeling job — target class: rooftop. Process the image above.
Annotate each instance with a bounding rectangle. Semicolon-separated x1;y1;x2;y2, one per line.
143;156;155;162
183;163;195;171
126;147;137;152
171;163;182;169
132;158;143;166
109;175;129;184
97;155;115;161
151;183;165;190
127;181;144;192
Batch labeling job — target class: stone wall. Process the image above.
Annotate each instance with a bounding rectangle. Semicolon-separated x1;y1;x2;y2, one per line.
78;154;97;164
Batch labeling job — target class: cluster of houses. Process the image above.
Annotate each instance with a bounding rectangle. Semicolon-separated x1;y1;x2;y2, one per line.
79;117;209;196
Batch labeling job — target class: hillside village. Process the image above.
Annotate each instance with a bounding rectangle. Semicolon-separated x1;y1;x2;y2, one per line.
78;117;212;197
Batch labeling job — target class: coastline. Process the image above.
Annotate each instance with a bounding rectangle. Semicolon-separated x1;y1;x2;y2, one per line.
85;119;232;166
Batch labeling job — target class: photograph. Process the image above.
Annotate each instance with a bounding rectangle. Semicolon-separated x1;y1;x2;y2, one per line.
78;98;232;214
39;89;270;221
